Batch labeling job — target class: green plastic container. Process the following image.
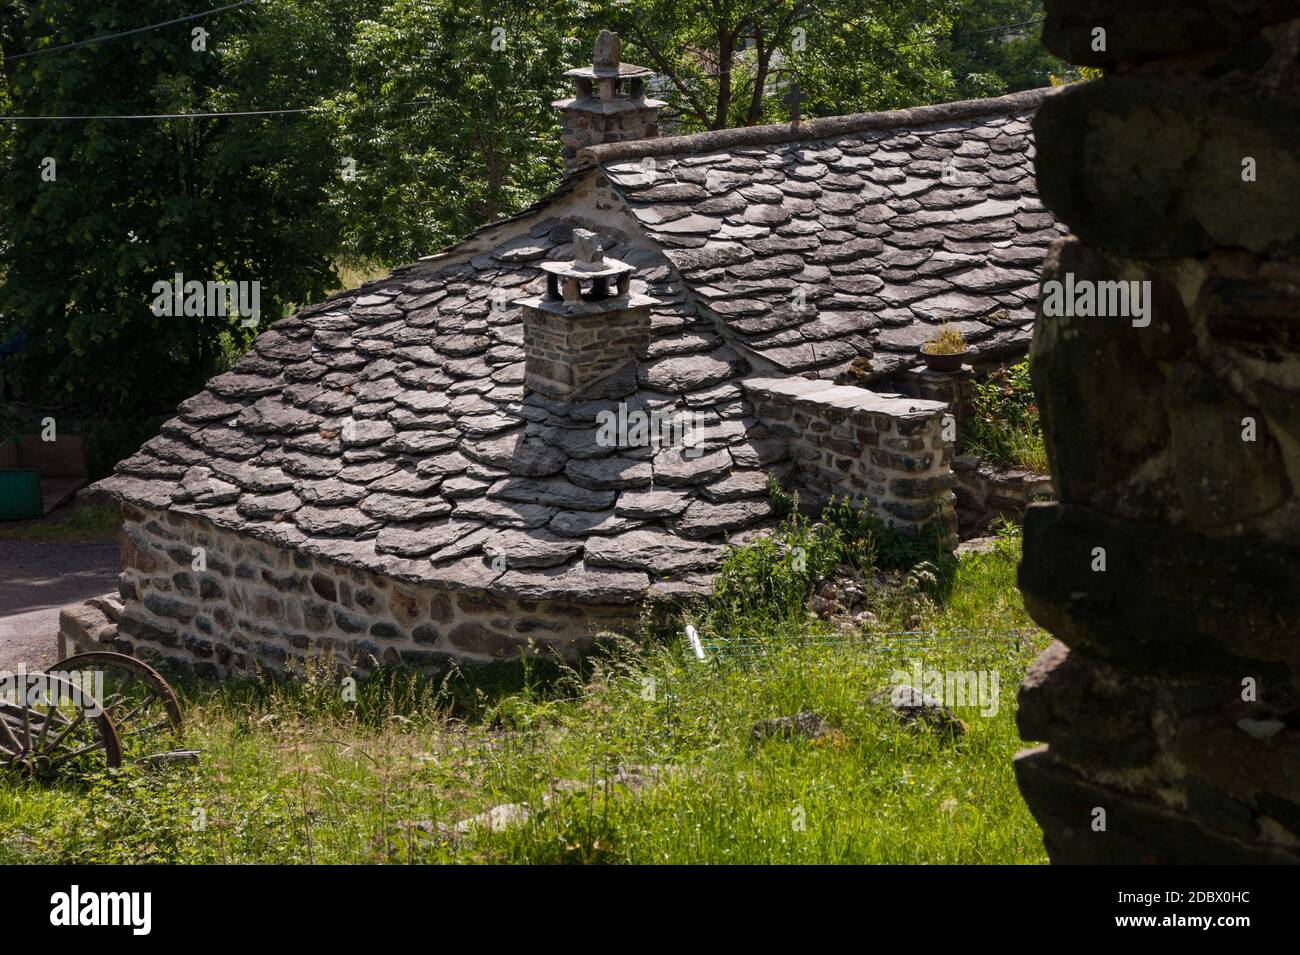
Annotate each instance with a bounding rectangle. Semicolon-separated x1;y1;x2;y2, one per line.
0;468;42;520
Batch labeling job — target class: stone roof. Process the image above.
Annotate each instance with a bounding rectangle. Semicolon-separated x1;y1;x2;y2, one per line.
593;88;1066;379
98;89;1059;605
99;218;785;603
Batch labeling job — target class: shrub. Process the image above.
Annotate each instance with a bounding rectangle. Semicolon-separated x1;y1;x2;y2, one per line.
965;359;1048;473
703;494;953;639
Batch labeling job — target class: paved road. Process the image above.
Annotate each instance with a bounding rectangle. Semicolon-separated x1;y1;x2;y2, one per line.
0;538;120;672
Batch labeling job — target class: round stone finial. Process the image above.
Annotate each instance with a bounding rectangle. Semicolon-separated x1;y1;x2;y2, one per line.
593;30;620;71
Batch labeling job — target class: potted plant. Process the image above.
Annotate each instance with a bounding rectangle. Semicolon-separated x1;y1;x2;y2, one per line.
919;324;971;372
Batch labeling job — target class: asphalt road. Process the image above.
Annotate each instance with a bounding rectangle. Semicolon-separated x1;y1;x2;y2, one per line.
0;538;120;672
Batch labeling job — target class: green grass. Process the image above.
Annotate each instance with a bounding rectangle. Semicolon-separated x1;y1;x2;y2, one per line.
329;258;391;295
0;504;121;540
0;523;1048;864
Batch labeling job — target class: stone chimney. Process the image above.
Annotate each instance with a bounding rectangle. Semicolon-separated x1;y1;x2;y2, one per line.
515;228;657;400
554;30;665;174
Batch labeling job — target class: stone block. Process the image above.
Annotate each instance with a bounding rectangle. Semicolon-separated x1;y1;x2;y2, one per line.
1014;746;1297;864
1034;76;1300;257
1020;502;1300;686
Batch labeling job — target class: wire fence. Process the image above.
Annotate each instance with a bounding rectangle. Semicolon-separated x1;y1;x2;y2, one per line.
694;625;1050;667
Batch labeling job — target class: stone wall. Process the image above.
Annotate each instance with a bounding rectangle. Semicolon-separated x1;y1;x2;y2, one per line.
58;593;123;659
1014;2;1300;862
874;365;974;441
521;300;651;400
743;377;957;543
114;504;636;678
953;454;1054;536
560;104;662;174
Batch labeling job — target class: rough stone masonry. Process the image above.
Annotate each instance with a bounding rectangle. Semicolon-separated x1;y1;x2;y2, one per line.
1014;0;1300;863
113;503;637;678
744;377;956;544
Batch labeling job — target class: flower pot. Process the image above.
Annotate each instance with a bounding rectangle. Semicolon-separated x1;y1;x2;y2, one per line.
919;348;971;373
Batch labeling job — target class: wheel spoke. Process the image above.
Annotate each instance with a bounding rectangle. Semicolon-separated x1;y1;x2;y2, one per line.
20;700;32;751
44;710;87;754
0;715;22;753
34;704;56;751
47;739;106;768
120;719;171;740
117;690;159;729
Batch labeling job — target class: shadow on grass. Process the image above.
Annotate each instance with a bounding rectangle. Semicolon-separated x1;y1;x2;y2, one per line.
157;648;602;731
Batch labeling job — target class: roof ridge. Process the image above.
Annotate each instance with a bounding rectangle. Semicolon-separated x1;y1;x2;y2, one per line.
584;87;1053;166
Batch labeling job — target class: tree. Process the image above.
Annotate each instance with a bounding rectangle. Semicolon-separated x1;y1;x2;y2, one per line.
939;0;1068;100
0;0;354;416
330;0;581;264
584;0;958;132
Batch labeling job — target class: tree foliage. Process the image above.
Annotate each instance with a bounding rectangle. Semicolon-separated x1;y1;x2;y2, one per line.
587;0;959;131
0;0;353;415
942;0;1066;99
330;0;579;264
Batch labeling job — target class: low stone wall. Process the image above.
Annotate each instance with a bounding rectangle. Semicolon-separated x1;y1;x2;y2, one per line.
114;504;636;679
58;593;123;659
743;377;956;543
952;454;1054;535
874;365;974;440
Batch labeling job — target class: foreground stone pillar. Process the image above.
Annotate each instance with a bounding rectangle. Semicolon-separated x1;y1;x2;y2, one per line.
1014;1;1300;863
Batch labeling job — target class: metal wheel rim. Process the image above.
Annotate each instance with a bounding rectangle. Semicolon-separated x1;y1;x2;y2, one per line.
0;674;122;776
57;652;183;750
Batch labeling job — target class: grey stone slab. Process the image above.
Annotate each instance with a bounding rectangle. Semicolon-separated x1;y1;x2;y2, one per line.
482;528;583;569
585;529;723;575
494;561;649;605
488;477;617;512
564;456;654;491
672;498;774;539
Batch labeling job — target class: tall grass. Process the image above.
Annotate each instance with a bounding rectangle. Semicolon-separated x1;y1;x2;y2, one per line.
0;523;1047;864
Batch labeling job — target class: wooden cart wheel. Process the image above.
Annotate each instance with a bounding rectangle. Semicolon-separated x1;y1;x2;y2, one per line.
58;652;183;755
0;673;122;777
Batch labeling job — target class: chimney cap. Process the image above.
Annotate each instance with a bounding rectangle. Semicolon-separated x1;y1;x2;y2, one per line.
532;229;641;284
537;256;634;281
572;229;605;269
593;29;619;70
563;29;653;80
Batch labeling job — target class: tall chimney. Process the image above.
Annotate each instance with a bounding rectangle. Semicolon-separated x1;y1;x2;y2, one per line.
554;30;665;175
515;229;657;400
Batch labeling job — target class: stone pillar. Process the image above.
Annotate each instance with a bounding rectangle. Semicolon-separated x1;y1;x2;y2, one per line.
1014;2;1300;862
878;365;974;444
554;30;666;175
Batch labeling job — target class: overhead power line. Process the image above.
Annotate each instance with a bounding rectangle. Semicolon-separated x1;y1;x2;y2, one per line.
653;15;1048;82
3;0;262;63
897;16;1046;52
948;17;1045;40
1;106;320;121
0;98;434;123
0;12;1047;120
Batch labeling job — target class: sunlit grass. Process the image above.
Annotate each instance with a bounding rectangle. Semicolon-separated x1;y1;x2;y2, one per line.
0;527;1048;864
